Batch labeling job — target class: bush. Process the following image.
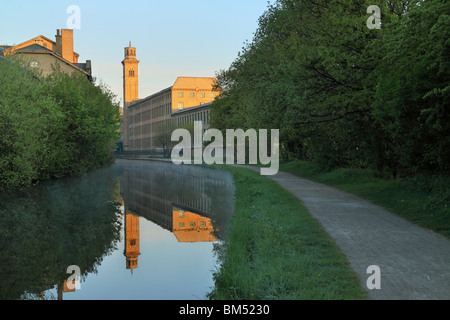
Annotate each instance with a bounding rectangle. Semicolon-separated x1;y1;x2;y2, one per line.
0;57;120;189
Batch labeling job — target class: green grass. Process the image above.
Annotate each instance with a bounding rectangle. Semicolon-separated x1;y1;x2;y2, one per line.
280;161;450;239
209;166;367;300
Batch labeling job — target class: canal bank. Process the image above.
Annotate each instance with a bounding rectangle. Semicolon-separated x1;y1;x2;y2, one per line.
208;166;367;300
114;158;368;299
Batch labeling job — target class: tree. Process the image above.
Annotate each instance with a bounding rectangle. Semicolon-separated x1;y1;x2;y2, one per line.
45;68;121;177
211;0;449;175
372;0;450;175
155;120;179;158
0;57;121;189
0;57;62;188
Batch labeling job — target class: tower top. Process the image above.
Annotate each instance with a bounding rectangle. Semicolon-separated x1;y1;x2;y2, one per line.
124;43;137;59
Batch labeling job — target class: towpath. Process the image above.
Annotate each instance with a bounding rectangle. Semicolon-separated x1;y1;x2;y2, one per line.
243;166;450;300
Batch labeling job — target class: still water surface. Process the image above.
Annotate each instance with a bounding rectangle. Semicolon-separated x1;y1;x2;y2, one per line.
0;159;235;300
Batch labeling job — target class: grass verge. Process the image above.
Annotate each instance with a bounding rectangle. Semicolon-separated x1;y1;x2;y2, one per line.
208;166;367;300
280;161;450;239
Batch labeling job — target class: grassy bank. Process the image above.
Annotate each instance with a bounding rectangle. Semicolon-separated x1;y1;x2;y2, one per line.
209;166;367;300
280;161;450;239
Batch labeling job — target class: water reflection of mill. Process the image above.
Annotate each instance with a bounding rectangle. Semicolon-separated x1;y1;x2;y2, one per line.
118;160;235;271
0;160;235;300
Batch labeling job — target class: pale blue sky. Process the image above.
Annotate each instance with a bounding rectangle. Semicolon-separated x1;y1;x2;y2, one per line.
0;0;272;105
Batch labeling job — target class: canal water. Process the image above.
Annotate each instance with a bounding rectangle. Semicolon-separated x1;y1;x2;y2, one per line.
0;159;235;300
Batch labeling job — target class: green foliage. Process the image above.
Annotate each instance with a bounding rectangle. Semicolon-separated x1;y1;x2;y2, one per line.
0;57;62;188
211;0;450;176
372;0;450;175
0;57;120;189
45;68;121;177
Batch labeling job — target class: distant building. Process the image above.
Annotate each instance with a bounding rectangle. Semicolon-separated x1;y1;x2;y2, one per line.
121;43;219;152
1;29;92;80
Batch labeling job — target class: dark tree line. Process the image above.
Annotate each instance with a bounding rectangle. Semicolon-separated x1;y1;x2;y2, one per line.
211;0;449;177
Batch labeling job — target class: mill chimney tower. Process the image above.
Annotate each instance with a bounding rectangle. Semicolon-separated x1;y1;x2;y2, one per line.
121;42;139;150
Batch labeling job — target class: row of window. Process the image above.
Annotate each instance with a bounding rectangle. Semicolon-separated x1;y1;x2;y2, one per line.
126;48;136;56
178;221;208;228
176;110;211;127
178;92;216;98
151;93;171;104
129;104;172;123
152;103;171;119
130;119;173;134
175;193;211;213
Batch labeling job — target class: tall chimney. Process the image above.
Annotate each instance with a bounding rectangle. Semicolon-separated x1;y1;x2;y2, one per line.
55;29;62;56
60;29;74;63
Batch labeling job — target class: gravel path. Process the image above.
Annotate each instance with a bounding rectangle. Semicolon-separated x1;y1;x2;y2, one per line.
244;166;450;300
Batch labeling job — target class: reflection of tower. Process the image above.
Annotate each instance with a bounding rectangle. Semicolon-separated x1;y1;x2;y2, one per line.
124;212;141;273
56;280;76;300
63;280;76;293
121;42;139;151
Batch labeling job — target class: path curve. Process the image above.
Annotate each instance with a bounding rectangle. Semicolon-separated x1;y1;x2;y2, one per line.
243;166;450;300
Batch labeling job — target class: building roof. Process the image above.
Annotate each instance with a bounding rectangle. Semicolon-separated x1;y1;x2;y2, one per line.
128;77;217;110
4;35;56;54
0;45;12;57
35;35;56;45
15;43;91;77
16;43;53;53
74;62;91;73
172;76;217;91
128;86;172;109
